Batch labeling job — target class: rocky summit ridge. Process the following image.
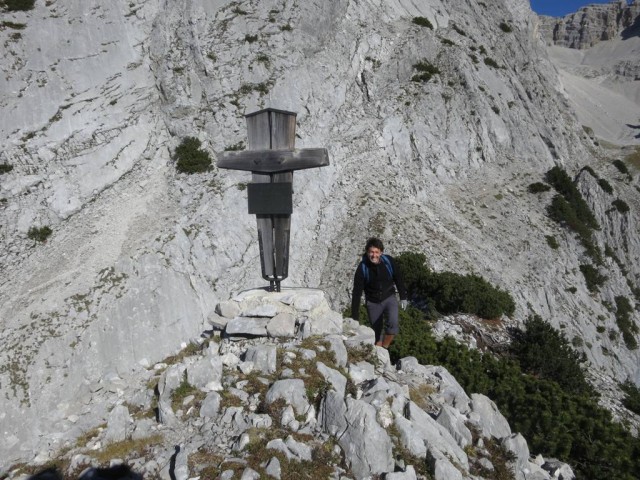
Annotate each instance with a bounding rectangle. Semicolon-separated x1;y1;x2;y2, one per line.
4;289;575;480
0;0;640;473
538;0;640;49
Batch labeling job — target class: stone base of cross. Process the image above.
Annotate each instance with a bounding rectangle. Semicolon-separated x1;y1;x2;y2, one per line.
218;108;329;292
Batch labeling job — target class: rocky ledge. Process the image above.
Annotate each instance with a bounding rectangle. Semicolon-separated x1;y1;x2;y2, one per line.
7;289;574;480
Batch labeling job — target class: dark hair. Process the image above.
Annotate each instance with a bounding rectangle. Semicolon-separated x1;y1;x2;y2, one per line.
365;237;384;252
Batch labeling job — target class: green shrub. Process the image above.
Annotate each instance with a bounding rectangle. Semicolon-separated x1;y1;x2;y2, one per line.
388;308;640;480
441;38;456;46
468;53;479;64
174;137;212;174
412;16;433;29
545;235;559;249
452;24;466;36
1;20;26;29
545;166;601;263
528;182;550;193
579;264;607;293
411;60;440;83
620;380;640;415
613;159;630;175
27;226;52;242
512;316;591;395
498;22;512;33
598;178;613;194
1;0;35;11
612;199;630;213
0;164;14;174
279;24;292;31
244;34;258;43
545;166;599;229
615;296;638;350
484;57;501;69
581;165;597;177
395;252;515;319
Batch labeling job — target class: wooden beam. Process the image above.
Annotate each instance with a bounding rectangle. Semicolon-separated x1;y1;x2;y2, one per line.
217;148;329;173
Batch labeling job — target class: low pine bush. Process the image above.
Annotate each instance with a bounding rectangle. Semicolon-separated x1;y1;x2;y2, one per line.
1;0;35;11
395;252;515;319
620;380;640;415
412;16;433;29
528;182;550;193
174;137;212;174
579;264;607;293
411;60;440;83
598;178;613;194
27;226;52;242
388;308;640;480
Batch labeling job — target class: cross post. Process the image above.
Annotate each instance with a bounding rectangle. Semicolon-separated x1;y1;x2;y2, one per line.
218;108;329;292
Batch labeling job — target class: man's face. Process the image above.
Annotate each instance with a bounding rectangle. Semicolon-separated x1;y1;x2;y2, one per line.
367;246;382;264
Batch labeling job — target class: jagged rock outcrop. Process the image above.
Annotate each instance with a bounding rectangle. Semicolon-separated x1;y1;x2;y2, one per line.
4;290;575;480
1;0;640;468
538;0;640;49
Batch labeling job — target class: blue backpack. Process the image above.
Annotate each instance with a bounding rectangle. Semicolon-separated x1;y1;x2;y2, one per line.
361;254;393;284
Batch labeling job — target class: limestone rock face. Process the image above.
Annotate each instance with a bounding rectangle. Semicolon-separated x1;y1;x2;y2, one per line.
538;1;640;49
1;0;640;467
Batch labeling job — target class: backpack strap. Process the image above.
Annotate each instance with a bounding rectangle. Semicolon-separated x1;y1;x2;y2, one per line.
361;254;393;284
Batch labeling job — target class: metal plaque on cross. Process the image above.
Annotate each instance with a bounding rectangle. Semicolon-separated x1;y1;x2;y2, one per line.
217;108;329;292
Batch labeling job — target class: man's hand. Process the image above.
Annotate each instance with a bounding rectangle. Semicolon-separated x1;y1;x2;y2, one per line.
400;300;408;310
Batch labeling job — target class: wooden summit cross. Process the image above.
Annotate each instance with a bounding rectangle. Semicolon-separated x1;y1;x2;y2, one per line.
218;108;329;292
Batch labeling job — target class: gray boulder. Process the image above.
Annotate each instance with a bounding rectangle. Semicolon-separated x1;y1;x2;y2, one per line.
325;334;348;367
186;355;223;391
435;404;472;449
317;361;347;397
469;393;512;439
243;345;277;375
199;391;221;418
225;317;269;337
264;379;311;416
267;313;297;338
216;301;240;319
105;405;131;444
338;397;394;479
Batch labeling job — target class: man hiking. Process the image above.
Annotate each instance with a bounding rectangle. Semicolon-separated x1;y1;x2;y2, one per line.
351;237;408;348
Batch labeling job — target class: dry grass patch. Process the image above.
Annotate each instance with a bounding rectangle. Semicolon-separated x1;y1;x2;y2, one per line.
409;383;437;412
625;147;640;170
90;434;164;465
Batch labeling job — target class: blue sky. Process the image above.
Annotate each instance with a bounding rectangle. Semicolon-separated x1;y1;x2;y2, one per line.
529;0;615;17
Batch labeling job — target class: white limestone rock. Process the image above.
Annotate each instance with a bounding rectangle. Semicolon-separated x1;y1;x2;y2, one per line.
243;345;277;375
469;393;512;440
186;356;223;392
266;313;297;338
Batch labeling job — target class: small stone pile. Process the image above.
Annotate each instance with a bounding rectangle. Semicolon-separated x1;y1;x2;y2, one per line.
13;289;574;480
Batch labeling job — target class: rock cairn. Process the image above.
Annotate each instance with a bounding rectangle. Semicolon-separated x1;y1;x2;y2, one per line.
11;289;574;480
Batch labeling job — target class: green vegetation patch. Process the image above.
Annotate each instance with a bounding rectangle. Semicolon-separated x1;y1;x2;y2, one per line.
388;306;640;480
620;380;640;415
545;235;559;250
598;178;613;194
615;296;638;350
528;182;550;193
545;166;601;264
498;22;512;33
0;163;14;174
27;226;52;242
411;59;440;83
579;264;607;293
395;252;515;319
1;20;26;29
174;137;212;174
483;57;501;69
612;199;630;213
412;16;433;29
1;0;35;11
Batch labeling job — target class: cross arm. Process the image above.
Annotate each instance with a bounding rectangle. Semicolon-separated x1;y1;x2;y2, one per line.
217;148;329;173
